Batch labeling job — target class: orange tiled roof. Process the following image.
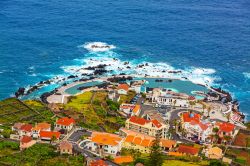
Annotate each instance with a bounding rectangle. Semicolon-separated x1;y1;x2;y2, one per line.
114;156;133;164
178;145;199;155
56;117;75;126
20;124;33;132
133;137;142;145
133;105;140;114
125;135;135;143
32;122;51;131
129;116;149;125
21;136;32;143
91;132;122;146
122;128;176;148
90;159;108;166
168;152;183;156
182;112;200;123
151;119;162;128
160;139;176;148
39;131;60;139
118;84;129;91
218;122;235;133
140;139;151;147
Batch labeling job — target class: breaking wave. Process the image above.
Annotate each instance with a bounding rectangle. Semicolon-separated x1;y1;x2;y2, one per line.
78;42;116;52
62;42;219;87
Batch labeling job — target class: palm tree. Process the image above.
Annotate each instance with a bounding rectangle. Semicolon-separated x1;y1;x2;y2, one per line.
173;100;177;108
226;113;231;122
207;107;211;117
202;104;206;114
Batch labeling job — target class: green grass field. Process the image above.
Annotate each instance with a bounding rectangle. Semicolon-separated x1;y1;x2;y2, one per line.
0;141;84;166
163;160;209;166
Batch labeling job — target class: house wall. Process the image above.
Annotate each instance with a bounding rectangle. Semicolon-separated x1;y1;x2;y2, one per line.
118;89;127;95
122;141;150;153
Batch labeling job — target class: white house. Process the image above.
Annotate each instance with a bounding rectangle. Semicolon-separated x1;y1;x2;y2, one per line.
55;117;75;132
119;103;135;115
31;122;51;138
84;132;123;157
108;90;120;102
117;84;130;95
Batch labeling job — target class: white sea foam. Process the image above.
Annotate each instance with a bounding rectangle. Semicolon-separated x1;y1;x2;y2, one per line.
79;42;116;52
61;52;219;87
243;72;250;79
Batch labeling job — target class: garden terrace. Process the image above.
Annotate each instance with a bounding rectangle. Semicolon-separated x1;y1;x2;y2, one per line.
0;98;54;126
63;91;125;132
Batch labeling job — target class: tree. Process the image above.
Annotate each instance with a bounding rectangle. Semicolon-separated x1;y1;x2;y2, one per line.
173;100;177;108
51;135;57;144
207;107;211;117
226;113;231;122
147;136;164;166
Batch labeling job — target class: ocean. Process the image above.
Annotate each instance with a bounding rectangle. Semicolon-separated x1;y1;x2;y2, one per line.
0;0;250;119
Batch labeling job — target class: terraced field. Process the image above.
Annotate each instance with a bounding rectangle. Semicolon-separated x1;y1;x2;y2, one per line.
0;98;54;125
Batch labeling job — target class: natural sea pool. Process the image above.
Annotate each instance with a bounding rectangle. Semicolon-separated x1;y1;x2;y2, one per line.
136;78;208;98
65;81;104;95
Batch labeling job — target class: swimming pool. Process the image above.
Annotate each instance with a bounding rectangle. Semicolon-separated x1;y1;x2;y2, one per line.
65;81;104;95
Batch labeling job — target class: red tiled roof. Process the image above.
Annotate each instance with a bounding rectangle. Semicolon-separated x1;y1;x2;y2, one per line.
56;117;75;126
20;124;33;132
118;84;129;91
182;112;200;123
39;131;60;139
178;145;199;155
188;96;196;100
151;119;162;128
219;122;235;133
190;120;209;131
90;159;108;166
21;136;32;143
129;116;149;125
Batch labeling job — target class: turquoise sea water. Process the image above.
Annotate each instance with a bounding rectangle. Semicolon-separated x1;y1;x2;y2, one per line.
0;0;249;119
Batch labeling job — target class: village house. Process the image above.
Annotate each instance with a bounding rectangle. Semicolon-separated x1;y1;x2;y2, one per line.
84;132;123;157
108;90;120;102
59;141;73;155
20;136;36;150
215;122;236;142
12;122;24;132
130;80;145;94
125;116;168;138
39;130;60;142
55;117;75;132
32;122;51;138
181;112;212;142
117;84;130;95
18;124;33;137
148;88;192;108
119;103;135;115
177;145;200;156
119;104;141;116
120;128;176;153
205;146;223;159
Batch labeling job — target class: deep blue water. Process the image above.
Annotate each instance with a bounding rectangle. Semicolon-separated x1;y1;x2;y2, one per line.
0;0;250;119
